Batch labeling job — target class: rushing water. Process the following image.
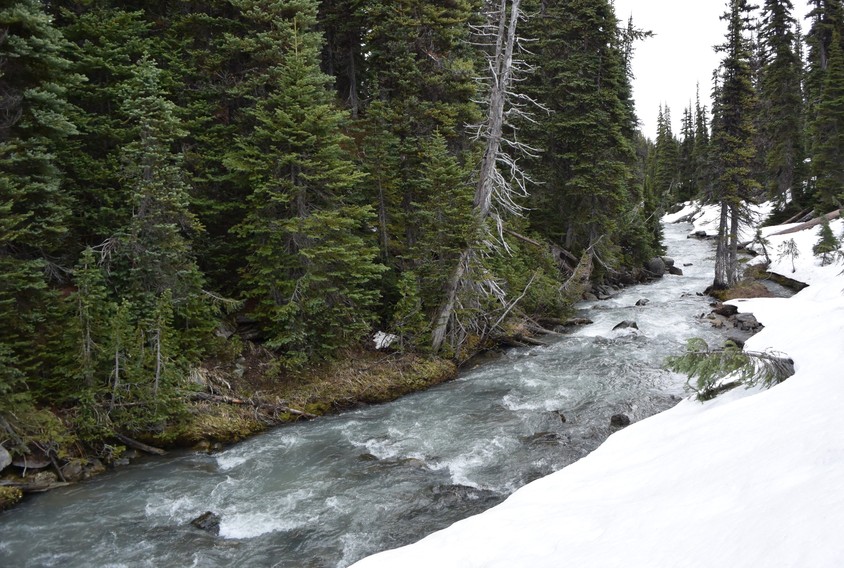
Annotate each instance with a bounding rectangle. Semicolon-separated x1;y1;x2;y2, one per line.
0;224;733;568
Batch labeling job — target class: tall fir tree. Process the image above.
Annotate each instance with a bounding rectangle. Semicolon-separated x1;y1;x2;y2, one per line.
711;0;760;289
811;29;844;210
757;0;806;210
677;104;698;201
693;86;713;197
230;0;385;366
0;0;78;391
113;56;216;363
522;0;652;267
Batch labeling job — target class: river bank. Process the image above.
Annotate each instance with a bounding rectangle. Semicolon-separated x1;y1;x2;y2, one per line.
0;222;743;566
350;208;844;568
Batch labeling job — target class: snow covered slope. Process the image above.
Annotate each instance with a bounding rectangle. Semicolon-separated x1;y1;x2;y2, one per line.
351;214;844;568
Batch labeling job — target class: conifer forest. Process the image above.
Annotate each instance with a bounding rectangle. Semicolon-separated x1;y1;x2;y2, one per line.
1;0;842;476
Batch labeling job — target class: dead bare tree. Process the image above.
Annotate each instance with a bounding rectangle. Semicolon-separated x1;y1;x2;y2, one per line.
431;0;544;353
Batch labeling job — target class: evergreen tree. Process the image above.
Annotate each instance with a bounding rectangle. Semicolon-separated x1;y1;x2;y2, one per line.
812;217;841;264
113;56;216;359
757;0;806;210
711;0;760;289
653;105;680;202
230;0;384;366
0;0;78;382
50;4;154;248
677;104;698;201
522;0;648;266
811;30;844;210
693;86;713;197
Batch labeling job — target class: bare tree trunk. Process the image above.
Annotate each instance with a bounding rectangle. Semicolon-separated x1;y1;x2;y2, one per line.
153;327;162;398
713;201;729;289
728;203;740;286
431;0;525;353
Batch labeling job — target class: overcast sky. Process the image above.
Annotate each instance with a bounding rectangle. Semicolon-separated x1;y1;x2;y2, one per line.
613;0;813;138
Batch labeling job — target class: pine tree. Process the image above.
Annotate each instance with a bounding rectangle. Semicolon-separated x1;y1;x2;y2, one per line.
813;217;841;264
693;86;713;197
230;0;385;366
811;30;844;210
0;0;78;381
711;0;760;290
522;0;643;264
653;105;680;202
757;0;806;210
49;4;154;248
677;104;698;201
113;56;216;359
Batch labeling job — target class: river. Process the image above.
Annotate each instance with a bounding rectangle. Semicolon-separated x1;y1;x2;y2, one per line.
0;223;733;567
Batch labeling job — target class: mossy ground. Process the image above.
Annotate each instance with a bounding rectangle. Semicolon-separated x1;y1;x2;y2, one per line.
157;348;457;447
0;486;23;511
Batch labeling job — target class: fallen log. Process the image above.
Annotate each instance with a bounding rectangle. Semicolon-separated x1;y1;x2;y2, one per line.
188;391;317;420
114;433;167;456
771;209;840;236
0;480;72;493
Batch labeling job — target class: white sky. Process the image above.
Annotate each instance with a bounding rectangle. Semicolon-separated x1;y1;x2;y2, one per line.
613;0;813;138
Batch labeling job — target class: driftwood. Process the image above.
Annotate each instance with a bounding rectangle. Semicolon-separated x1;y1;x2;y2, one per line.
0;480;71;493
781;208;813;225
114;433;167;456
189;392;317;420
771;209;840;236
536;316;593;327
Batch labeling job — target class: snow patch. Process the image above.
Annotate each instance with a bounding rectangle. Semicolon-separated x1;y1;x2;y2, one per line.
351;208;844;568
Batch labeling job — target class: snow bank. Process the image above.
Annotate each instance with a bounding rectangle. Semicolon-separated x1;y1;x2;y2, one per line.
665;200;775;241
351;212;844;568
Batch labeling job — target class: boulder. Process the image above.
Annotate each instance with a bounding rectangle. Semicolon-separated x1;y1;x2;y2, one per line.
60;460;85;482
635;299;650;306
668;266;684;276
610;414;631;428
645;257;666;277
83;459;106;479
734;313;762;332
612;320;639;331
583;292;598;302
0;446;11;471
190;511;221;535
661;256;676;268
12;449;50;470
713;304;739;317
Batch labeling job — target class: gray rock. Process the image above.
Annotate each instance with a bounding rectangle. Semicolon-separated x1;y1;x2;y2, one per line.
610;414;631;428
61;460;85;482
0;446;11;471
583;293;599;302
734;313;762;331
713;304;739;317
645;257;666;277
661;256;676;268
668;266;684;276
190;511;221;535
635;299;650;306
612;320;639;331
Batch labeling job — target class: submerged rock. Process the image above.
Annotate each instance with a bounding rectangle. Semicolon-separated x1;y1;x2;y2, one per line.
610;414;631;428
190;511;221;535
612;320;639;331
645;257;666;277
0;446;11;471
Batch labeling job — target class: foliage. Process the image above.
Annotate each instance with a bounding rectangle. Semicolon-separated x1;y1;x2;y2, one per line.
813;217;842;264
667;338;795;401
777;237;801;271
